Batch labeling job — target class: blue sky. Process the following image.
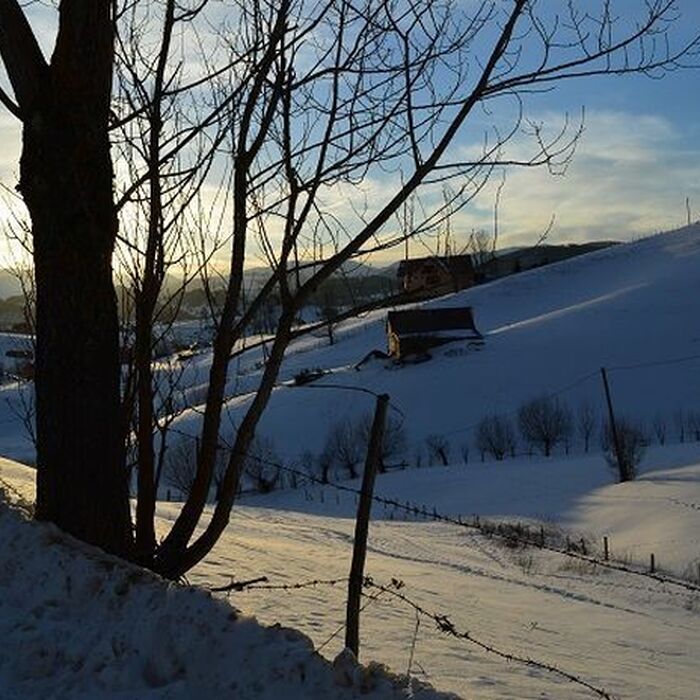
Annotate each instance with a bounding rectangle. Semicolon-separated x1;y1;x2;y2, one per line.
441;0;700;249
0;1;698;263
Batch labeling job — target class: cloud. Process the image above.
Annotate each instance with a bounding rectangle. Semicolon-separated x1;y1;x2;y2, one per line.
451;109;700;247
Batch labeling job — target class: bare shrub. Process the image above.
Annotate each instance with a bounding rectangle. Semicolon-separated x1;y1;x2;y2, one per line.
355;412;407;472
602;418;646;482
652;414;667;445
164;440;197;498
674;409;686;443
475;413;516;461
244;435;282;493
425;434;451;466
518;395;573;457
315;445;335;484
577;400;597;453
324;420;364;479
686;410;700;442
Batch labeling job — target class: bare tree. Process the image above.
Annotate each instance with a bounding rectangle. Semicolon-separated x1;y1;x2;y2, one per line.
468;229;495;269
315;444;335;485
686;410;700;442
577;400;597;453
518;395;573;457
356;412;407;473
244;435;282;494
426;434;451;466
674;409;687;443
324;420;364;480
0;0;697;576
163;440;198;499
652;414;667;445
475;413;516;461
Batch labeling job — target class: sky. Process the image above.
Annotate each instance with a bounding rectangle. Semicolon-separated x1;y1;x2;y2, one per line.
0;0;699;266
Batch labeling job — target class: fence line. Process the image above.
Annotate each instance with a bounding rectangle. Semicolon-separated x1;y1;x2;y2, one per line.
161;419;700;592
211;572;616;700
241;453;700;593
362;577;616;700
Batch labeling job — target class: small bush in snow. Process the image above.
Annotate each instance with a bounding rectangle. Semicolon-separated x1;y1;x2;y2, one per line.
244;435;282;493
601;418;646;482
686;410;700;442
475;413;516;461
163;440;198;498
322;420;364;479
652;414;667;445
576;400;597;453
518;395;573;457
355;412;407;472
425;434;451;466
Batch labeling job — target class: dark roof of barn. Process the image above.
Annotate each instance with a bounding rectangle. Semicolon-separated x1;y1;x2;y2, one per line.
387;307;480;336
397;255;474;278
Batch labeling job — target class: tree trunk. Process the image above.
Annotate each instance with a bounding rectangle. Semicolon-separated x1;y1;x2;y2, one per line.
16;2;132;558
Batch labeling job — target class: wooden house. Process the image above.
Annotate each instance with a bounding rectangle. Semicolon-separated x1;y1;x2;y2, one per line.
387;307;481;359
397;255;475;298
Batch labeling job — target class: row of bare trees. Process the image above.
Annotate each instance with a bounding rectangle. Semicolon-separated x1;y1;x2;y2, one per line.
155;397;700;500
1;0;697;577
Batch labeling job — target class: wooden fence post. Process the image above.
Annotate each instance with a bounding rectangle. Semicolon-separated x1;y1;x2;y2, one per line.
345;393;389;659
603;536;609;561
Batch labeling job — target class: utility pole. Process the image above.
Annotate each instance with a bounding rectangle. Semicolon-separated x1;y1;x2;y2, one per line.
600;367;626;480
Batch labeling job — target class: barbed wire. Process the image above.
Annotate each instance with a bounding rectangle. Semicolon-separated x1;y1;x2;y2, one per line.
209;571;616;700
436;369;599;438
360;576;616;700
283;382;406;419
213;575;348;594
160;419;700;592
238;453;700;593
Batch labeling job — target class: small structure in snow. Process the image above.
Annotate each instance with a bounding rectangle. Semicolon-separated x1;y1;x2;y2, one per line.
354;349;390;370
386;307;482;360
5;349;33;361
397;255;475;298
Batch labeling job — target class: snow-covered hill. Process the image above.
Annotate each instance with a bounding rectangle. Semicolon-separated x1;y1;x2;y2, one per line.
161;223;700;466
1;225;699;698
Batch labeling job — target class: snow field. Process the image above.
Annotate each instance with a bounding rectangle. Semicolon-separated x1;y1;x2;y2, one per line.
0;224;699;697
0;482;455;700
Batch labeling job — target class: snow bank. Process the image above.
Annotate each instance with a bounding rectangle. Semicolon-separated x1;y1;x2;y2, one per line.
0;494;457;700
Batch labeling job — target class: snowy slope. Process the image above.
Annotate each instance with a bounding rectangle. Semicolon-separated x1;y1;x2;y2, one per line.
0;226;699;698
0;225;697;468
3;444;700;700
0;485;455;700
159;223;700;465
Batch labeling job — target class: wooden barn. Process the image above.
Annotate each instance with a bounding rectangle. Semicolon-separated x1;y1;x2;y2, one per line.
397;255;475;298
386;307;481;359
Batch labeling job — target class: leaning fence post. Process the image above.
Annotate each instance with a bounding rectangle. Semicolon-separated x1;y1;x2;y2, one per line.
345;393;389;659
